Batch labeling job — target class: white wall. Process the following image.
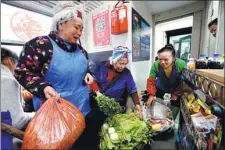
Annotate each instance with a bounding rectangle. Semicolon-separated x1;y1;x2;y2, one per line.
129;1;153;91
200;1;220;57
154;1;204;23
216;0;224;55
153;0;220;59
84;1;153;92
84;1;131;53
191;11;202;58
154;16;193;59
152;1;205;60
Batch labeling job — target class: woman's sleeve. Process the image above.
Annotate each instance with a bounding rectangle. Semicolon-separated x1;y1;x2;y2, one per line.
131;92;140;105
125;72;140;105
88;80;100;92
126;71;137;95
88;61;102;92
147;62;157;96
14;37;52;98
3;78;35;129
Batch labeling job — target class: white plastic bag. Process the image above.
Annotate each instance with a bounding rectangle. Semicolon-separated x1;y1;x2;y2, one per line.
149;99;171;120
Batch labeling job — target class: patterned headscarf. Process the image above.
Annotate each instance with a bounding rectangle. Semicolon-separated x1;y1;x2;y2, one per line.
109;46;131;65
51;1;83;31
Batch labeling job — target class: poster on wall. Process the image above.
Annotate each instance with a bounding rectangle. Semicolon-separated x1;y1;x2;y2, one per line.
92;10;110;47
132;8;151;62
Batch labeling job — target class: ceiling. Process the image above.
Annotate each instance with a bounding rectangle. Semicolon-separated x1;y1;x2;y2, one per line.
2;0;198;16
146;1;198;14
33;0;104;15
38;1;198;15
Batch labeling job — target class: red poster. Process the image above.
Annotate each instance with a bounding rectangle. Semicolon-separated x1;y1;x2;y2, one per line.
92;10;110;47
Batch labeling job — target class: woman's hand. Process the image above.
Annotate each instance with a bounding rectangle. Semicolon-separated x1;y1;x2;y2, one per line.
171;94;178;101
85;73;94;84
135;104;142;119
96;90;103;97
146;95;155;107
43;86;60;100
22;89;33;101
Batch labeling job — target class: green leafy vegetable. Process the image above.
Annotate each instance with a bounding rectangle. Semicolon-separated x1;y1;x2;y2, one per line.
100;112;153;150
95;95;122;116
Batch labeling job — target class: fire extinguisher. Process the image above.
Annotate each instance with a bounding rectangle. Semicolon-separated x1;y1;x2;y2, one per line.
118;4;128;33
111;4;120;34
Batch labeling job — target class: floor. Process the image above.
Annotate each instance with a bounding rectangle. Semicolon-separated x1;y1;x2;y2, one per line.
150;135;176;150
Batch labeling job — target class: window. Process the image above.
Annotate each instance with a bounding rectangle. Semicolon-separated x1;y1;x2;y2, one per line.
1;3;52;55
1;45;23;56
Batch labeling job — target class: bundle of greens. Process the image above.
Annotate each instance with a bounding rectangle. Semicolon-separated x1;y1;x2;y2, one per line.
99;112;152;150
95;95;122;116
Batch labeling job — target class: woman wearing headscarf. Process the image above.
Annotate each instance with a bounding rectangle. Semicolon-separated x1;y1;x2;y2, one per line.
88;46;141;148
146;44;186;119
1;47;35;149
14;1;93;116
89;46;142;115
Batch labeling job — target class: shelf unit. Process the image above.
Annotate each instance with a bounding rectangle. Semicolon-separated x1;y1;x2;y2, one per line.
178;68;225;150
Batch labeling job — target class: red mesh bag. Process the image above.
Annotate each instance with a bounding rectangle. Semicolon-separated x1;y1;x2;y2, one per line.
22;98;85;149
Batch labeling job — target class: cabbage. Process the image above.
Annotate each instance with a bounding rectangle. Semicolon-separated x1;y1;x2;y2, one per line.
100;112;152;149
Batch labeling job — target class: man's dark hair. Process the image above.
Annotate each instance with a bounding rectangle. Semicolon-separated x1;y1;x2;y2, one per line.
1;47;19;63
208;18;218;28
157;44;176;57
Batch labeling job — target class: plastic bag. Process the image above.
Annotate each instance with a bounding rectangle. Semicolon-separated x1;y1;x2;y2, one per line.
22;98;85;149
149;99;171;120
191;112;209;133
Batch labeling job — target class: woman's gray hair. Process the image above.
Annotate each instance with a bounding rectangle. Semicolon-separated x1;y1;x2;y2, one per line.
51;1;83;32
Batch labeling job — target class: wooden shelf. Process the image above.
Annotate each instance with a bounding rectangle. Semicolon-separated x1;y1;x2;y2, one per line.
182;68;225;107
179;69;225;150
196;69;224;84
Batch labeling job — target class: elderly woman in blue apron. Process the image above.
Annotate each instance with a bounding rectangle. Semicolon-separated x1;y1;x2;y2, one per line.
14;1;95;148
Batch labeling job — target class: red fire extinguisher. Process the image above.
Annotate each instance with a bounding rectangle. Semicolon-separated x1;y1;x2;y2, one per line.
118;4;128;33
111;3;120;34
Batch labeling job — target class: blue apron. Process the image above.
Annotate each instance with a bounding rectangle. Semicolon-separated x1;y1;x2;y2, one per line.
33;37;90;116
156;64;180;93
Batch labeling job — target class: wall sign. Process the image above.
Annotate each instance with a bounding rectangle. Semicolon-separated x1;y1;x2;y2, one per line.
92;10;110;47
11;11;45;42
132;8;151;62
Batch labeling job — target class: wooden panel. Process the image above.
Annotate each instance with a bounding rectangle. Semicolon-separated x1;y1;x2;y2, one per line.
196;69;224;84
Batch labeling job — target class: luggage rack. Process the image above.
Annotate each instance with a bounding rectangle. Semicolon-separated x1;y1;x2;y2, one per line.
178;68;225;150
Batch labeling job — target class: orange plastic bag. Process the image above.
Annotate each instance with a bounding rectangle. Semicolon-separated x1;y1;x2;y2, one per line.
22;98;85;149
